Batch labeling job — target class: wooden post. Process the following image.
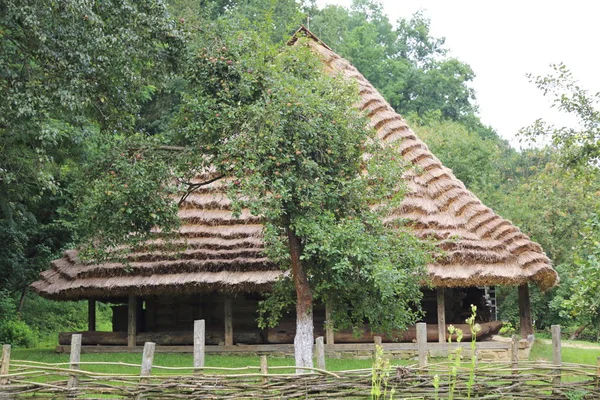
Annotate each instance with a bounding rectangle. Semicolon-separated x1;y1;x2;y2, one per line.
315;336;326;371
224;297;233;346
518;284;533;338
260;355;268;384
88;300;96;332
67;334;82;390
417;322;427;369
511;334;519;375
140;342;155;383
128;295;138;348
194;320;205;371
552;325;561;387
596;356;600;387
325;302;334;345
437;288;446;343
373;335;382;352
0;344;11;385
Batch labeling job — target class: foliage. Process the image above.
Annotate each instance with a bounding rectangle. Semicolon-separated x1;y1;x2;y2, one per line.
308;4;477;122
371;345;395;400
175;21;429;341
520;63;600;167
0;319;36;348
0;0;184;314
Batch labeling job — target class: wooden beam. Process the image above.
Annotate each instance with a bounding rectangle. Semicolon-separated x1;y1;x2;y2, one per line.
518;284;533;338
128;295;137;348
325;302;334;345
88;300;96;332
436;288;446;343
224;297;233;346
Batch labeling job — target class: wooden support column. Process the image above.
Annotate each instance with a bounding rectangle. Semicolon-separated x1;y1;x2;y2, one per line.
325;302;334;345
128;295;137;348
224;297;233;346
518;284;533;338
436;288;446;343
88;300;96;332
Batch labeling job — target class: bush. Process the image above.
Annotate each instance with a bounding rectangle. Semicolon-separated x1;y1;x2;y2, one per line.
0;319;36;347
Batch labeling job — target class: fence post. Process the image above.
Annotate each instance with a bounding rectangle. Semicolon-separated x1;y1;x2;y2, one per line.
140;342;156;384
194;320;205;372
511;334;519;375
551;325;561;387
67;334;82;390
260;355;268;384
373;335;382;353
596;356;600;388
315;337;326;371
0;344;11;385
417;322;427;370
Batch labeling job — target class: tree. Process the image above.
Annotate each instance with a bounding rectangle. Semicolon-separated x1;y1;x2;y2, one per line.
0;0;183;332
516;64;600;335
172;24;429;369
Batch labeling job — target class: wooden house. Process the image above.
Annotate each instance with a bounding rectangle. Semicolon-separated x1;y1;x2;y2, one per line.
31;27;558;351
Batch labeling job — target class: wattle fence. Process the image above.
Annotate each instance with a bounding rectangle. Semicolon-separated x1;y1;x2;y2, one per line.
1;324;600;399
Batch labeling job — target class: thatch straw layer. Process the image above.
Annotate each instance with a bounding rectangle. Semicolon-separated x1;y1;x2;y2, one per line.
31;27;557;301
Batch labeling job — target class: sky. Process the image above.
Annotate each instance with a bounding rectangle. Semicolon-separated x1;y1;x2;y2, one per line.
315;0;600;146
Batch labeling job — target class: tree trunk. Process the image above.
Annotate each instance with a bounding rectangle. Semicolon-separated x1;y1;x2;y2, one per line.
286;221;313;372
569;324;588;340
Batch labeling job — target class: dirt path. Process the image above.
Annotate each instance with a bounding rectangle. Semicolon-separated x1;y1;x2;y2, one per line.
538;338;600;350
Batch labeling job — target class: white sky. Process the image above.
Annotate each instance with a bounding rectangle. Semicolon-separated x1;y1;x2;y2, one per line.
315;0;600;146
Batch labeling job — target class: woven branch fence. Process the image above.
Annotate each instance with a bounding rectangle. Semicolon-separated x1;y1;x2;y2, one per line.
1;324;600;399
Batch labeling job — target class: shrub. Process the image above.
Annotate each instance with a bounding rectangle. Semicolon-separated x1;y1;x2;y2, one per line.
0;319;36;347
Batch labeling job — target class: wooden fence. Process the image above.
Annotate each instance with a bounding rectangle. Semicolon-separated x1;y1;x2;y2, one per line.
1;323;600;399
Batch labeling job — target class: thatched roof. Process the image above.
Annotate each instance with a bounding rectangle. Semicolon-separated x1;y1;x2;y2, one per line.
31;27;558;301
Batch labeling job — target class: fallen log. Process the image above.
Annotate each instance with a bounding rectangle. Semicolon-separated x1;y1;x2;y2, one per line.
267;321;503;344
58;330;264;346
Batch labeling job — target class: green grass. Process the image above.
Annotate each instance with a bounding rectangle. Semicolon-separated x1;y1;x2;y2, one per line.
11;348;376;375
529;339;600;365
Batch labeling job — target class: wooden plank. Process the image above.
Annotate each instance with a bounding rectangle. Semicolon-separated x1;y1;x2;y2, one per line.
128;295;137;348
325;302;334;345
315;337;326;370
88;300;96;332
194;320;205;370
416;323;427;369
436;288;446;343
552;325;561;387
224;297;233;346
0;344;10;385
518;284;533;338
260;355;268;384
67;334;82;389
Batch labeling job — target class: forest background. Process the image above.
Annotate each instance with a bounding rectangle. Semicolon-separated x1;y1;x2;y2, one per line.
1;0;599;346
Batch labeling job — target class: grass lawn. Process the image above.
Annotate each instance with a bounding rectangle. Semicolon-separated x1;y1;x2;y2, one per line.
10;338;600;376
11;348;377;375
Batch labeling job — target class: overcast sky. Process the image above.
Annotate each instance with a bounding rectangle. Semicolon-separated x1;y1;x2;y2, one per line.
316;0;599;146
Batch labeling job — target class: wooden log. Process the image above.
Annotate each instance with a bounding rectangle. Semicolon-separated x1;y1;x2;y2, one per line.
267;321;503;344
325;302;334;345
59;330;263;346
67;334;81;390
0;344;10;385
416;323;427;369
315;337;326;370
437;288;446;343
260;355;268;384
88;300;96;332
518;284;533;338
552;325;561;387
224;297;233;346
194;320;205;370
128;295;137;348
